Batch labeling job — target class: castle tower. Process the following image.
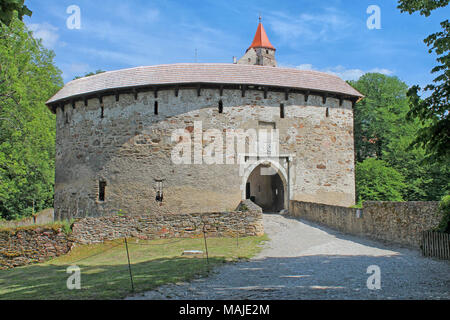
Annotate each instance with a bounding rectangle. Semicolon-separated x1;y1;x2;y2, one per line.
238;18;277;67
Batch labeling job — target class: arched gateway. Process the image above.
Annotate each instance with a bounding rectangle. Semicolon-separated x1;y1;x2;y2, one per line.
242;160;288;213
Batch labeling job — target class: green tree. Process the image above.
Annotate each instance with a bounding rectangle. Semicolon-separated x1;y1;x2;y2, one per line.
0;15;63;219
356;158;406;203
73;70;106;80
397;0;449;162
351;73;449;201
349;73;411;162
0;0;31;26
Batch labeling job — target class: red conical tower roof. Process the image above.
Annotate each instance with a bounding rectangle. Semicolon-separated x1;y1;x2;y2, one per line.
247;22;276;52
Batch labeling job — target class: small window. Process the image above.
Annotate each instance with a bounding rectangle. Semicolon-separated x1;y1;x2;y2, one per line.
280;104;285;119
326;108;329;118
101;106;104;119
154;101;159;115
266;50;269;54
99;181;106;202
155;180;164;202
65;112;69;124
246;183;251;199
218;100;223;114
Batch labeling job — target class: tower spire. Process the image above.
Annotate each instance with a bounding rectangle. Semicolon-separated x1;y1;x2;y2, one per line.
237;19;277;67
247;19;275;52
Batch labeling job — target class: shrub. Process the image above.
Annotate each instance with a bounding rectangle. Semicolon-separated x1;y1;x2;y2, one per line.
437;195;450;233
356;158;406;202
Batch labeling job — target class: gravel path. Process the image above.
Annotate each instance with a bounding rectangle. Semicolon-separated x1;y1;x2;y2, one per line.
127;214;450;300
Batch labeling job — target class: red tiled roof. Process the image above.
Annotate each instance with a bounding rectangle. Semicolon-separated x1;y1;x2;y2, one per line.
46;63;363;105
248;23;275;51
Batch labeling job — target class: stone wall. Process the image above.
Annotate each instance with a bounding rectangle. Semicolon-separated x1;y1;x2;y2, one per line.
289;201;441;248
0;209;54;229
0;226;72;269
55;87;356;220
72;201;264;244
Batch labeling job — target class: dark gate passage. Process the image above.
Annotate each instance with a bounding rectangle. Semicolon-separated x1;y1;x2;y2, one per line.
246;164;286;212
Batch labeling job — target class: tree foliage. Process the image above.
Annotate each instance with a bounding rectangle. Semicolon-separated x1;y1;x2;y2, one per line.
351;73;449;202
397;0;449;16
349;73;410;162
0;0;31;26
397;0;449;162
0;15;63;219
356;158;406;203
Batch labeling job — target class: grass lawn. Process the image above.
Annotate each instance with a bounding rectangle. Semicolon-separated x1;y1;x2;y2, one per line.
0;235;268;300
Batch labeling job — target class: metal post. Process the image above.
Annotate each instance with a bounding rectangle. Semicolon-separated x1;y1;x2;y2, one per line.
124;238;135;292
203;223;209;265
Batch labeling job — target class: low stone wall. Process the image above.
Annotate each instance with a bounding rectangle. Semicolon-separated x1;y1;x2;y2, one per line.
0;226;72;269
0;209;54;229
72;201;264;244
289;201;441;248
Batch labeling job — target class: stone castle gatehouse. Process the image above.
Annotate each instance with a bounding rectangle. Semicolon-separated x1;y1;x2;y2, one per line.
46;22;363;220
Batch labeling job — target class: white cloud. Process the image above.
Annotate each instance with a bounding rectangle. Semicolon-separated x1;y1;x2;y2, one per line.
28;22;59;48
294;64;394;81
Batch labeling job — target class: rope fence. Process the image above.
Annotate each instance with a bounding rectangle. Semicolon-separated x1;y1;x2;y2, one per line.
66;222;245;294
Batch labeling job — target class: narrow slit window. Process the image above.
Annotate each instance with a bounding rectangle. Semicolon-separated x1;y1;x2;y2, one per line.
219;100;223;114
65;112;69;124
99;181;106;202
280;104;285;118
154;101;159;115
101;106;104;119
326;108;330;118
155;180;164;202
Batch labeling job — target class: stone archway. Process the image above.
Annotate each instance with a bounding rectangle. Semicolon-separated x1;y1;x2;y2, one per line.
243;161;288;213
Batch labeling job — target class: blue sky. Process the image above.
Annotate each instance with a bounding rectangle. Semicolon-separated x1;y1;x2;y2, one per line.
25;0;449;88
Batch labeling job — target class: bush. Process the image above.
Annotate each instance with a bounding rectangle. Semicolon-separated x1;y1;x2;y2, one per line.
437;195;450;233
356;158;406;202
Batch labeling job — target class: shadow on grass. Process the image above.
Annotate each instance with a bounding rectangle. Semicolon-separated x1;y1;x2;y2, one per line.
0;257;226;300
